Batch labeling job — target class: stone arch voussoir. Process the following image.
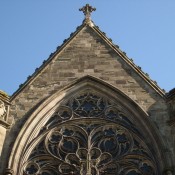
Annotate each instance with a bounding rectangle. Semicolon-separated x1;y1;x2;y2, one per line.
7;75;170;175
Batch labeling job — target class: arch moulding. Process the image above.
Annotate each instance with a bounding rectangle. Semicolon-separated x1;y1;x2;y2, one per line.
6;75;171;175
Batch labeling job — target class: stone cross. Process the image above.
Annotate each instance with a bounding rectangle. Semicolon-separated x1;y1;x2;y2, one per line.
79;4;96;23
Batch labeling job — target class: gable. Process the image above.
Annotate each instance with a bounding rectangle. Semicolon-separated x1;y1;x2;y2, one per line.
1;5;174;174
9;24;166;122
11;24;165;100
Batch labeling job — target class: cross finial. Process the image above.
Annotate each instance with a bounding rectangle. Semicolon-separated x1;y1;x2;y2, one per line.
79;4;96;25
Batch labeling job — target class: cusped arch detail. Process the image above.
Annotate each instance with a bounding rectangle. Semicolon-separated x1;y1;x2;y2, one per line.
8;75;168;175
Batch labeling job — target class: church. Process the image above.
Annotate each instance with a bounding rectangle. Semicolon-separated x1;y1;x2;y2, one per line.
0;4;175;175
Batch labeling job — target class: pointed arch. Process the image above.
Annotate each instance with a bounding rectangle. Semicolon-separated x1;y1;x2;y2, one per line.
7;75;170;174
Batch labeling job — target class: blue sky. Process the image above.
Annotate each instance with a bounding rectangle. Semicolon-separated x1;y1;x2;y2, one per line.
0;1;175;95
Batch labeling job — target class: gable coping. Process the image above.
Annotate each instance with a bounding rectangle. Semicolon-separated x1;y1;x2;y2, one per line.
10;22;166;101
91;25;166;98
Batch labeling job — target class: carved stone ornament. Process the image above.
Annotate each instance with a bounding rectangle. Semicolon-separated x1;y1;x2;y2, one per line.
165;170;173;175
0;100;6;120
22;91;160;175
79;4;96;26
5;168;14;175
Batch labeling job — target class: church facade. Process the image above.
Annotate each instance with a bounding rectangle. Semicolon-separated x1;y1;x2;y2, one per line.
0;4;175;175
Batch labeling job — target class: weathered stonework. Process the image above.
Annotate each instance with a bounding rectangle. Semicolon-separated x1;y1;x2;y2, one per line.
0;90;10;172
0;7;174;174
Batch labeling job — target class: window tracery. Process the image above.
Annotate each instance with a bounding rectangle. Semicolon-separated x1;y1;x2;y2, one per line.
22;90;159;175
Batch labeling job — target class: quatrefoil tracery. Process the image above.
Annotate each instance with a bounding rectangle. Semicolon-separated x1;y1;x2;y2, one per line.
23;91;159;175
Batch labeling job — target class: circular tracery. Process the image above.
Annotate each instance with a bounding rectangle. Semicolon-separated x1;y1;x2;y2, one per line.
22;91;159;175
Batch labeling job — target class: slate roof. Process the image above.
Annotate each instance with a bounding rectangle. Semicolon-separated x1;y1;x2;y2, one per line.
167;88;175;99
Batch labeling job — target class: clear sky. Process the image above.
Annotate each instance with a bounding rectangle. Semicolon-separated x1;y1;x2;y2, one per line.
0;1;175;95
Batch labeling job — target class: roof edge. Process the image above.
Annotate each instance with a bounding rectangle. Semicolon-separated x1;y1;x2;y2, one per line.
90;24;166;98
10;21;166;101
166;88;175;99
10;23;86;101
